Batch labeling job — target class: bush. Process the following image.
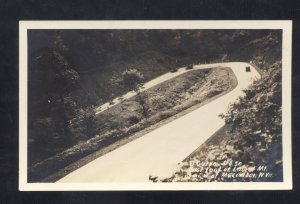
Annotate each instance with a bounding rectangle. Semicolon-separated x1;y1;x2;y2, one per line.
206;89;223;98
128;115;140;125
219;65;283;180
158;110;174;120
69;106;97;141
121;69;144;91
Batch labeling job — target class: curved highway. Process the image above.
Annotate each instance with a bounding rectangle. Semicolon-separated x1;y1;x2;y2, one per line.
58;62;261;182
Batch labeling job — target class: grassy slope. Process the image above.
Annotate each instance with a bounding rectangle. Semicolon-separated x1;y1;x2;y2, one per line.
29;67;237;182
95;67;233;131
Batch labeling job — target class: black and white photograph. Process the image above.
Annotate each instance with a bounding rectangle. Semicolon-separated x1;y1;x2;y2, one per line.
19;21;292;190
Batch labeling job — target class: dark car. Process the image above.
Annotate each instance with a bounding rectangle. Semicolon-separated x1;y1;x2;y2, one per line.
170;68;178;73
246;66;251;72
186;64;194;70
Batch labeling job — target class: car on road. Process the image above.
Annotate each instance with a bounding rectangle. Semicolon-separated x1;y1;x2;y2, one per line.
170;68;178;73
186;64;194;70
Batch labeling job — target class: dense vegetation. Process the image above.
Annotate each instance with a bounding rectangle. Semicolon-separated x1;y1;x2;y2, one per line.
221;63;282;181
27;29;282;181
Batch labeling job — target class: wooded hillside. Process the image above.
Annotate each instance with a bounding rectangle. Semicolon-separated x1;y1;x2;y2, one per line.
27;29;282;181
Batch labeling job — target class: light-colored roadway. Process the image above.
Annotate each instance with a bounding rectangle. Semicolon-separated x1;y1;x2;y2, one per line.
58;62;261;182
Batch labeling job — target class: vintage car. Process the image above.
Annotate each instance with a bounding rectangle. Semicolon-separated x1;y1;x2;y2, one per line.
246;66;251;72
186;64;194;70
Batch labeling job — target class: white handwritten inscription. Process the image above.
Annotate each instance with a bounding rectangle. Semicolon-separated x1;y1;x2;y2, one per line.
187;159;273;180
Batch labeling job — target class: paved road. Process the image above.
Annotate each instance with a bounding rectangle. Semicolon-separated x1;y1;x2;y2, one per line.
58;62;261;182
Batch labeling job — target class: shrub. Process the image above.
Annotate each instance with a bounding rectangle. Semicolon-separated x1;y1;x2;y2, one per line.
121;69;144;91
128;115;140;125
219;65;283;180
69;106;97;141
206;89;223;98
158;110;174;120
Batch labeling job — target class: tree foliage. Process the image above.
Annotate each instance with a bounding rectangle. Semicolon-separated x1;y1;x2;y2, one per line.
120;69;150;118
121;69;144;91
28;31;97;164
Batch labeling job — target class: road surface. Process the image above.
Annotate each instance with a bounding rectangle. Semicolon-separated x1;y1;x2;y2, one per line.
58;62;261;182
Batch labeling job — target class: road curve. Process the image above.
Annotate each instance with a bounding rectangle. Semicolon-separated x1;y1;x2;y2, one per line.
58;62;261;182
96;63;235;114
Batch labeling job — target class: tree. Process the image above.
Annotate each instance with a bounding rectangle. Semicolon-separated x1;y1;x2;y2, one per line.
54;32;81;146
121;69;149;118
69;106;97;141
35;31;80;147
121;69;144;91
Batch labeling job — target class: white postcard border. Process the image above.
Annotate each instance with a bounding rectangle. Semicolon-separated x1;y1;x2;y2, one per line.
19;20;292;191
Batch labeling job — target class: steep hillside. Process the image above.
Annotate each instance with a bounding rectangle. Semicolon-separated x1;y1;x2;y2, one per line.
28;67;237;182
27;29;282;182
28;30;277;106
231;31;282;69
